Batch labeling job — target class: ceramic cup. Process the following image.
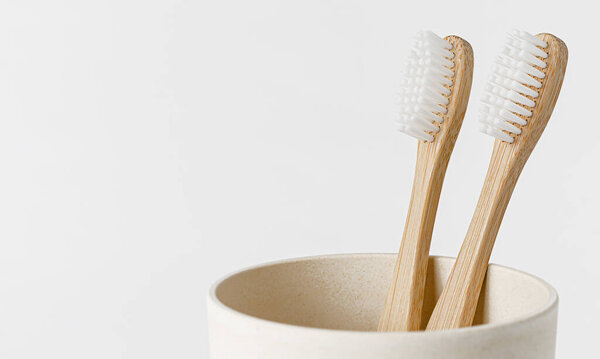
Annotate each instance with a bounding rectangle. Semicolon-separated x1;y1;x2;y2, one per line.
207;254;558;359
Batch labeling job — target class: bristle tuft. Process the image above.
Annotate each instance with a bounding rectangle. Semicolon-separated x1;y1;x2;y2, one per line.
480;30;548;143
397;31;454;142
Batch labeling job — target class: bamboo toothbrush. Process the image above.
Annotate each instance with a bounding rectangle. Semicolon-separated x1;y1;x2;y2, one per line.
426;31;568;330
378;31;473;332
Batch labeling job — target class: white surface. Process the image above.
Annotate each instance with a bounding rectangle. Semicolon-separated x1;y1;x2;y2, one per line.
0;1;595;358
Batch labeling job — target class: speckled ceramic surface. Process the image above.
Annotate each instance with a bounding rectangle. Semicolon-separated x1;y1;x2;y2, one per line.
207;254;558;359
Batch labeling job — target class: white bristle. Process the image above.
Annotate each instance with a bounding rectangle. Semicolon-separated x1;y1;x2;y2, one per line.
480;30;548;143
397;31;454;142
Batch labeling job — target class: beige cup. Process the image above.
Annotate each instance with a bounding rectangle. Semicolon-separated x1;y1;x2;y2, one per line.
207;254;558;358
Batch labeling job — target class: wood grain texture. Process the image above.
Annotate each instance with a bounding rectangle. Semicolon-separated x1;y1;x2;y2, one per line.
378;36;474;332
426;34;568;331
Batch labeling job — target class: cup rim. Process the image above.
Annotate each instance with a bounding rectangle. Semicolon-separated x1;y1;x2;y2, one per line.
207;253;558;336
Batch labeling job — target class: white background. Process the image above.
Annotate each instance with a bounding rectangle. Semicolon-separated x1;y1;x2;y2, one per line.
0;0;597;358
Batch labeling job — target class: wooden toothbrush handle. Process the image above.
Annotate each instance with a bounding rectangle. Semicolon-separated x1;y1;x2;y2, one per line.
426;142;523;330
378;36;473;332
426;34;567;330
378;145;451;331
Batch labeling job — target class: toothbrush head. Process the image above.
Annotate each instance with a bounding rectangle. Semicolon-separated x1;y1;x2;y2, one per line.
480;30;568;144
397;31;457;142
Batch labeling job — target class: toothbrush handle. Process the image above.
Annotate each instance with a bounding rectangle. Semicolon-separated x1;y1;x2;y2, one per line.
379;36;473;332
426;34;567;330
426;142;522;330
378;144;453;331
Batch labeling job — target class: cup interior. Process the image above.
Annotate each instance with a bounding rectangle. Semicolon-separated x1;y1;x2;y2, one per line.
213;254;556;331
